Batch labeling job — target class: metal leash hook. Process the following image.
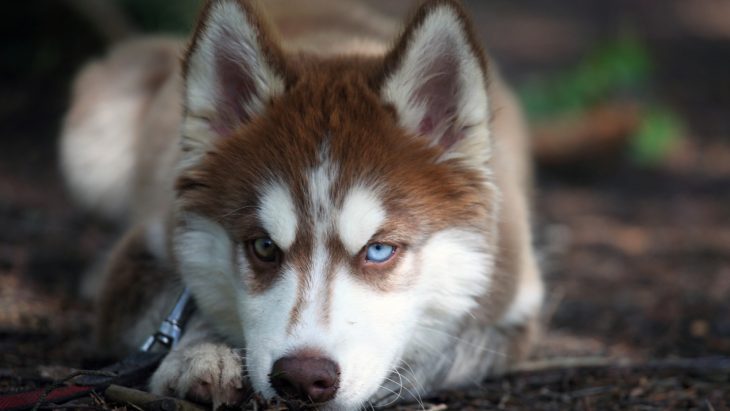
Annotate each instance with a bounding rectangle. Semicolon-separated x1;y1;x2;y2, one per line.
140;288;195;352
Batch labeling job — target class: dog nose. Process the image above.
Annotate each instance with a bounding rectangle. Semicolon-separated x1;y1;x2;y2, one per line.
270;355;340;403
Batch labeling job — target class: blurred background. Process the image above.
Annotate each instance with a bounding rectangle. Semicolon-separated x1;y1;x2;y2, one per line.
1;0;729;408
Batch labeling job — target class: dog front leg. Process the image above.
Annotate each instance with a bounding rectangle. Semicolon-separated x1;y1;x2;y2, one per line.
148;316;248;408
94;224;248;406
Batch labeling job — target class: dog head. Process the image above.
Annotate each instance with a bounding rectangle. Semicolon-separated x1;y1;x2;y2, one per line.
173;0;498;408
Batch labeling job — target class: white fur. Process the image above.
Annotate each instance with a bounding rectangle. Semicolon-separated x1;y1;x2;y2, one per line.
440;324;507;385
418;229;492;318
338;185;386;255
174;213;244;339
237;225;493;409
60;88;137;221
500;252;544;326
170;5;514;410
237;263;300;398
144;219;170;262
175;207;495;409
182;0;285;166
257;182;298;250
380;4;494;179
176;148;425;408
323;263;420;409
231;149;343;399
149;318;245;409
307;144;337;231
361;221;507;406
409;228;492;342
381;6;489;155
242;253;422;409
61;38;182;223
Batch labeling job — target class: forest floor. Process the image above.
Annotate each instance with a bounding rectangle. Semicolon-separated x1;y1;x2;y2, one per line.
1;0;729;410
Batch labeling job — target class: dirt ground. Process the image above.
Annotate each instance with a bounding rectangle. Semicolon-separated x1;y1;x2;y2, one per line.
1;0;729;410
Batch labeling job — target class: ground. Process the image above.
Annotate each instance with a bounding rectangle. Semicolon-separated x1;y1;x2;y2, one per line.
1;0;729;410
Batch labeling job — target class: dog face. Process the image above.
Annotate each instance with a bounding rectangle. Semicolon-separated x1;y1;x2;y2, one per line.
173;0;498;408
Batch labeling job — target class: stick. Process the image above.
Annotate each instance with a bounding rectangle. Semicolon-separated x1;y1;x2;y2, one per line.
104;385;205;411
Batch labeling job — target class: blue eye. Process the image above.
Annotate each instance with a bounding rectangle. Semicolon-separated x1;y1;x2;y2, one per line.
365;243;395;263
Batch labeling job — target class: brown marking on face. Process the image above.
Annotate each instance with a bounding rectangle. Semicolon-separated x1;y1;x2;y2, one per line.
177;61;495;287
319;249;337;328
284;227;315;334
176;0;498;303
320;235;350;326
287;230;338;333
287;281;305;335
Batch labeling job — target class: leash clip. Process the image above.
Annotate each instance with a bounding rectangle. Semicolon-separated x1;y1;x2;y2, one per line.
140;289;194;352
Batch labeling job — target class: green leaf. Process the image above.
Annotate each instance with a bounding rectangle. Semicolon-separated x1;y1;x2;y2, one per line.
519;33;652;121
629;107;684;165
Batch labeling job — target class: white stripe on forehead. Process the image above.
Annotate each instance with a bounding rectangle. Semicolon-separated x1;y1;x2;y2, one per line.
338;186;386;255
281;142;337;332
257;181;298;250
308;143;337;224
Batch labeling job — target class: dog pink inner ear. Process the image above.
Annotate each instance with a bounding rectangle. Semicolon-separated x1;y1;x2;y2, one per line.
382;5;489;154
211;29;263;136
412;43;463;149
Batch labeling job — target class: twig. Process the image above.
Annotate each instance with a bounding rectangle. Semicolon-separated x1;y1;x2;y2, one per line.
568;386;614;398
88;390;107;408
38;404;106;411
511;356;623;373
511;356;730;376
104;384;205;411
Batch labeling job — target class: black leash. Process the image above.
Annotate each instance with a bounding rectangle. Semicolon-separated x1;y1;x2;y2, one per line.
0;289;195;411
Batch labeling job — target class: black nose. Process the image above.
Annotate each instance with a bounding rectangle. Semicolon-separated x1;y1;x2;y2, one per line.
270;355;340;403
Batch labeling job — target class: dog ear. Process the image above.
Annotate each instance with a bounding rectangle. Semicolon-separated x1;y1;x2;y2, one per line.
381;0;490;161
181;0;286;166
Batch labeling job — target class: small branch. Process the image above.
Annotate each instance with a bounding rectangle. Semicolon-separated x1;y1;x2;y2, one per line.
512;356;623;373
38;404;106;411
104;384;205;411
511;356;730;375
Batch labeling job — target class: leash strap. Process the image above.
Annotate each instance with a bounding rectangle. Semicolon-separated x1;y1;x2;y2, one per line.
0;352;165;411
0;386;92;411
0;289;194;411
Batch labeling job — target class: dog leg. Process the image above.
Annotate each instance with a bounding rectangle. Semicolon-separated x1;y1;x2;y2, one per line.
148;318;248;408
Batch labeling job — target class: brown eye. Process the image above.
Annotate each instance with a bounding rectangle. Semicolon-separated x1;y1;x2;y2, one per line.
251;237;279;262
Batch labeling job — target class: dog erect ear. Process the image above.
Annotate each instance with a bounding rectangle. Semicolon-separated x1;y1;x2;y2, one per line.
181;0;285;164
381;0;490;160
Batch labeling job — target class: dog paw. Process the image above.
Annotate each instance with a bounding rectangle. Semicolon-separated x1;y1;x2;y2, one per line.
149;343;247;407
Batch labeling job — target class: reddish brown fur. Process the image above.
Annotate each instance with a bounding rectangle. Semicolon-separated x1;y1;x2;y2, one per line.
175;2;499;325
61;0;542;401
177;60;495;292
96;225;178;349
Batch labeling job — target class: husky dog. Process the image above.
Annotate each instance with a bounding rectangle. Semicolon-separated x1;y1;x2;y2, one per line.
60;0;544;408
